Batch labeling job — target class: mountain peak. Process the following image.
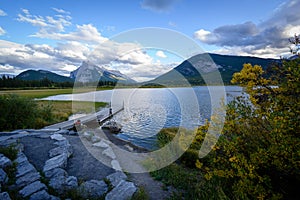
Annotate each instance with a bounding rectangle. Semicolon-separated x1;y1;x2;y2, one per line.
70;61;136;84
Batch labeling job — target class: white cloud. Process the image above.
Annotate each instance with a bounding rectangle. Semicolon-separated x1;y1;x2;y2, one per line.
194;0;300;58
17;8;72;34
0;9;7;16
3;9;178;81
17;9;107;44
156;50;167;58
52;7;70;15
33;24;107;44
0;27;6;35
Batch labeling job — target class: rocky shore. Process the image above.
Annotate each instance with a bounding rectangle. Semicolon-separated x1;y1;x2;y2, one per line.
0;128;138;200
0;127;173;200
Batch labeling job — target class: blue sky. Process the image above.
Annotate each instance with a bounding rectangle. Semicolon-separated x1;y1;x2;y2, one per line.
0;0;299;81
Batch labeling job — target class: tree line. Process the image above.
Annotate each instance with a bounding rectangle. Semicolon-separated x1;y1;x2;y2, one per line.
0;76;121;88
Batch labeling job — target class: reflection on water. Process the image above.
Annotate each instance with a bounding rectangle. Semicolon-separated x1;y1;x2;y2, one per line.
42;86;243;150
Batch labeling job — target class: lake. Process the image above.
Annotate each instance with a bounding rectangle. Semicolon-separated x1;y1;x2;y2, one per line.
43;86;244;150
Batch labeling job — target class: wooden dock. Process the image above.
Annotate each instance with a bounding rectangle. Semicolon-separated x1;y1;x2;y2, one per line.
44;106;124;130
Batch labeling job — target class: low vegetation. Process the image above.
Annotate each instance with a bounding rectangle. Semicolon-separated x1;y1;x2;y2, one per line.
152;59;300;199
0;94;107;131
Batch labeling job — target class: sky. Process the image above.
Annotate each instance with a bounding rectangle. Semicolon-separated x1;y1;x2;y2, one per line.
0;0;299;81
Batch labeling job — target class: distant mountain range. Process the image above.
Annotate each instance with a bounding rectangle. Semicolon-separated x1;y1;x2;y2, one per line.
16;70;73;83
3;53;279;85
149;53;278;85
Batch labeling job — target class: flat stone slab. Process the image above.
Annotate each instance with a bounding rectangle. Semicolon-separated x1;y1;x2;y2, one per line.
106;171;127;187
105;180;137;200
93;141;109;149
16;160;36;178
29;190;59;200
15;152;28;164
79;180;108;199
15;171;40;189
0;154;12;168
111;160;122;171
43;153;68;172
50;134;66;141
44;168;67;179
102;147;116;159
19;180;46;198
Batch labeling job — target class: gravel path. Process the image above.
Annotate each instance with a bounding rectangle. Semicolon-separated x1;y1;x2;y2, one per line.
20;136;56;171
65;135;115;180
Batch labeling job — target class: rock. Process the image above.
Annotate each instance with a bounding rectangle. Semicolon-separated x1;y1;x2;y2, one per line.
124;144;134;152
16;160;36;178
91;135;101;143
55;129;69;135
44;168;67;179
68;130;78;135
50;134;66;141
82;132;93;141
49;147;64;158
111;160;122;171
15;171;40;189
49;175;77;194
29;190;59;200
19;181;46;198
0;154;12;168
49;145;72;158
0;168;8;184
93;140;109;148
0;192;11;200
102;147;116;159
65;176;78;190
43;153;68;172
79;180;108;199
106;171;127;187
49;175;65;194
15;152;28;164
105;180;137;200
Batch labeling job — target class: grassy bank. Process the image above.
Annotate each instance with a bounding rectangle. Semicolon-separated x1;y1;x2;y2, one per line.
0;87;115;99
0;88;74;98
37;100;107;124
0;94;107;131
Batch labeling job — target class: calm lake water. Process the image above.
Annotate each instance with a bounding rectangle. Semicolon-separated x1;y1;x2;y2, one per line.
43;86;243;150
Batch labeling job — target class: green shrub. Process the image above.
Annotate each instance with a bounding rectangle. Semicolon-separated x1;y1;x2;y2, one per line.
0;94;38;131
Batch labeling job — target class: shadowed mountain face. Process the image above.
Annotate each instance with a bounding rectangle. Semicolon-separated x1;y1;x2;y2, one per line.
149;53;278;85
70;61;136;84
16;70;73;83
